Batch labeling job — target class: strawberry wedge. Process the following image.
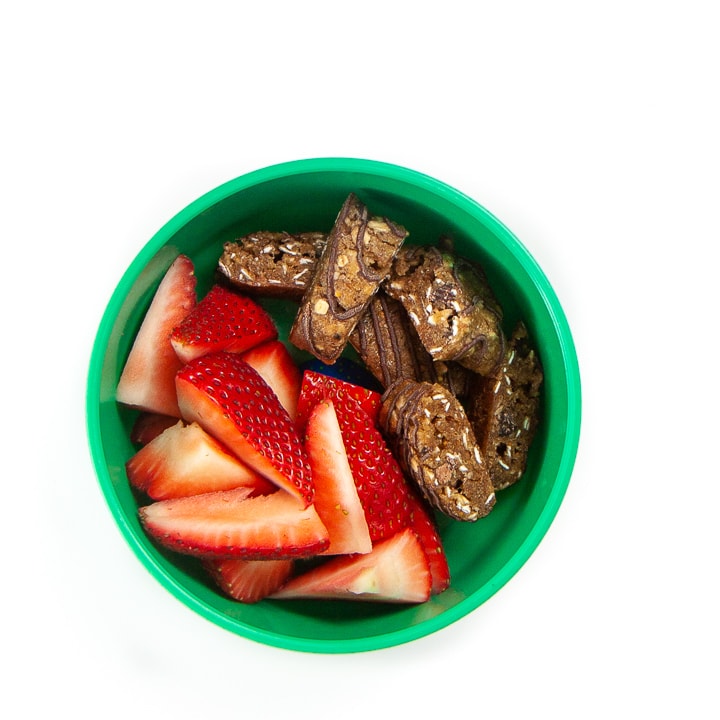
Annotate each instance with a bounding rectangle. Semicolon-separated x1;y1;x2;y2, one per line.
295;372;409;541
295;370;382;431
205;558;294;603
117;254;196;416
139;488;329;559
270;527;431;603
326;393;413;543
305;401;372;555
130;412;178;446
408;494;451;595
241;340;302;421
176;351;315;506
126;421;276;500
170;284;277;364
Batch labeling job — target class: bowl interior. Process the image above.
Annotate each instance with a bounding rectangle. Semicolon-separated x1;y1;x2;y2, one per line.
87;159;580;653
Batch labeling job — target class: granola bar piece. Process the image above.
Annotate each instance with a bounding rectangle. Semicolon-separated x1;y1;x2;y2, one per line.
218;231;326;299
289;193;408;364
349;291;437;388
384;245;505;376
349;291;473;397
466;322;543;490
379;378;496;521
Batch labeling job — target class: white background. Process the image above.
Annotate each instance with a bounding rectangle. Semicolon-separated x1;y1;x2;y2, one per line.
3;1;718;717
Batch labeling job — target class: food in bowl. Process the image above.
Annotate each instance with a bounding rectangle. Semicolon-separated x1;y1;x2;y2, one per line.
87;157;581;652
114;190;542;606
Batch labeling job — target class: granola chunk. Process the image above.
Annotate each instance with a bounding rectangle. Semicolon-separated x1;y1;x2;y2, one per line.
384;245;505;376
379;378;496;521
289;193;407;364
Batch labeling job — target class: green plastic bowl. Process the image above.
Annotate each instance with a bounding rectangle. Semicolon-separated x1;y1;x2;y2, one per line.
87;158;581;653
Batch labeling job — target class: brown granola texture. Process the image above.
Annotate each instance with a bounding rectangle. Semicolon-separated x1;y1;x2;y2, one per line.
217;231;327;298
289;193;408;364
379;378;496;521
384;245;505;376
350;291;473;397
465;322;543;490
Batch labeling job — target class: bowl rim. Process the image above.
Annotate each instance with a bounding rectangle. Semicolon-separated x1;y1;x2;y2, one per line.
86;157;582;653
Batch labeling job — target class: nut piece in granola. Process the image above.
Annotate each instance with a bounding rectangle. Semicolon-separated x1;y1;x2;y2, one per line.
289;193;408;364
218;231;326;299
384;245;505;376
465;322;543;490
379;378;496;522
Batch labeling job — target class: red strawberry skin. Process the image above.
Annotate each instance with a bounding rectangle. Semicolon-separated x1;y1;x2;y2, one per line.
176;351;314;506
139;488;329;559
205;558;294;603
170;284;277;364
296;370;382;431
326;394;413;543
117;254;196;416
295;370;407;542
241;340;302;421
408;494;451;595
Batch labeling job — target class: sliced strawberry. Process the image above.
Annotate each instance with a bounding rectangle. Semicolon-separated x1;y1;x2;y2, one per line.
170;284;277;364
130;412;178;445
241;340;302;421
329;394;413;543
295;370;382;432
305;400;372;555
408;493;450;595
139;488;329;559
299;357;384;393
126;421;276;500
117;254;196;416
205;558;294;603
176;351;314;506
270;527;431;603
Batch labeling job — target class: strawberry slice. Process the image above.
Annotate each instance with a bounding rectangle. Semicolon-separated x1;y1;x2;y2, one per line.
296;370;382;432
270;527;431;603
408;493;451;595
126;421;276;500
324;393;413;543
305;400;372;555
139;488;329;559
130;412;178;445
205;558;294;604
176;351;314;506
117;254;196;416
300;357;384;393
170;284;277;364
241;340;302;421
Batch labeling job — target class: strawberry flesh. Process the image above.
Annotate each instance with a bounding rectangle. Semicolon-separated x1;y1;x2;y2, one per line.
408;493;451;595
176;351;315;506
241;340;302;422
205;557;294;603
130;412;178;446
117;254;196;416
305;400;372;555
139;488;329;559
171;284;277;364
296;373;408;543
126;420;276;500
270;527;431;603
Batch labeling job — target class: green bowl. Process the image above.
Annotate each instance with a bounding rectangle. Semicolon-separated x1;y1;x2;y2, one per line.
87;158;581;653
